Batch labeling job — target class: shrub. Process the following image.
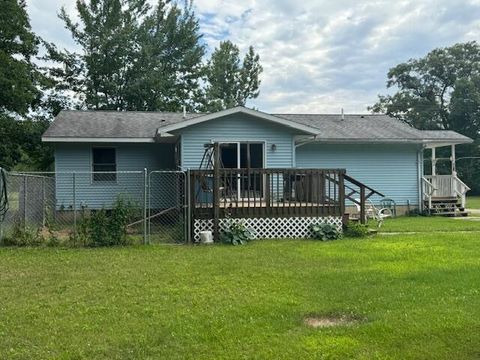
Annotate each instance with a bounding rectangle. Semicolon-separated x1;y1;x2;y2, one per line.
1;221;42;246
87;198;134;247
310;223;342;241
344;222;369;238
221;220;255;245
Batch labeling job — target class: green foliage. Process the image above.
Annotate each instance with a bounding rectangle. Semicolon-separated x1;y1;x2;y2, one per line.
203;41;263;111
0;0;41;115
0;114;53;171
343;222;369;238
310;223;342;241
1;221;42;246
370;42;480;194
82;198;135;247
220;220;255;245
48;1;262;113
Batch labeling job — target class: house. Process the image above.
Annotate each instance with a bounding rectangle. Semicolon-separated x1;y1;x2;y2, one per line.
42;106;472;240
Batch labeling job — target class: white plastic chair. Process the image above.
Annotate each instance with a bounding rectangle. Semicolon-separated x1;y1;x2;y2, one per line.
354;198;393;227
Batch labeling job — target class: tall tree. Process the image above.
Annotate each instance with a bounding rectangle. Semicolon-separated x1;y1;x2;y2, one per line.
0;0;54;170
370;42;480;193
124;0;205;111
0;0;41;115
203;41;262;111
53;0;205;111
57;0;150;110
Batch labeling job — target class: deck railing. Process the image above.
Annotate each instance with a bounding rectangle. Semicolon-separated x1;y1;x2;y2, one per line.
190;168;346;220
423;174;470;208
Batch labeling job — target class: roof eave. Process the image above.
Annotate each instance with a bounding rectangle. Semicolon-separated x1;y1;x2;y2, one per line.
42;136;156;143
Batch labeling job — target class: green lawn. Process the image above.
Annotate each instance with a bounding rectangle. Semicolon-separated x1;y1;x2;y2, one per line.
1;220;480;359
467;196;480;209
379;215;480;233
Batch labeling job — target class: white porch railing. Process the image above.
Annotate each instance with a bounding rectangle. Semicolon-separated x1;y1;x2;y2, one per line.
423;175;471;209
421;176;436;210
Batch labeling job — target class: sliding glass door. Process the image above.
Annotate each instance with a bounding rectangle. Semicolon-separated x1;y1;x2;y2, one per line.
219;142;265;200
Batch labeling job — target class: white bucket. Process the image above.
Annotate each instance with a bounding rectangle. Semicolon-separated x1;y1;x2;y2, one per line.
199;231;214;244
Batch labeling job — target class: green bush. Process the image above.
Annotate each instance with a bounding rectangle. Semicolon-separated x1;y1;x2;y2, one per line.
221;220;255;245
344;222;370;238
1;221;43;246
310;223;342;241
86;198;134;247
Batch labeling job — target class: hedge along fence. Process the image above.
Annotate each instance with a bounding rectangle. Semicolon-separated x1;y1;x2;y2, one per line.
0;169;188;246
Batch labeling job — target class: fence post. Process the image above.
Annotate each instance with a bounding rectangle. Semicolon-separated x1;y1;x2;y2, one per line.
23;176;27;231
143;168;148;245
73;172;77;244
42;177;46;227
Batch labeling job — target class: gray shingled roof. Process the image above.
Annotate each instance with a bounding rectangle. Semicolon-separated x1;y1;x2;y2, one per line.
42;110;204;139
276;114;471;142
43;110;472;144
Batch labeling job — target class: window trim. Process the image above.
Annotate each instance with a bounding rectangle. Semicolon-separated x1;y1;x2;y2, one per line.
91;146;117;184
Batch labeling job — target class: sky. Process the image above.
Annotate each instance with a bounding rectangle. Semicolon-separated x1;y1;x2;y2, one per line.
25;0;480;113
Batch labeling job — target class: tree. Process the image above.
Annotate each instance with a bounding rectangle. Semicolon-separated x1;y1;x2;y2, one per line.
203;41;262;111
57;0;150;110
0;0;41;115
371;42;480;193
52;0;205;111
124;0;205;111
0;0;54;170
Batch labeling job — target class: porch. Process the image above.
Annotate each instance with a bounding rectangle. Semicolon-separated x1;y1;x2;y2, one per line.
422;144;471;216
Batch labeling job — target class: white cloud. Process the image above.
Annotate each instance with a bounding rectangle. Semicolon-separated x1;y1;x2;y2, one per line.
26;0;480;113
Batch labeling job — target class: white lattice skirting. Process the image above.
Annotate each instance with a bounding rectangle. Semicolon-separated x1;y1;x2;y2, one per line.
193;216;343;242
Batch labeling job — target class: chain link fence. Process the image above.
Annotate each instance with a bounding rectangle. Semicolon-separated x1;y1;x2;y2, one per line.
0;168;188;245
148;171;187;244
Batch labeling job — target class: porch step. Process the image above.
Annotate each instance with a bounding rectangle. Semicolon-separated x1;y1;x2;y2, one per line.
430;196;458;203
424;199;469;217
431;211;469;217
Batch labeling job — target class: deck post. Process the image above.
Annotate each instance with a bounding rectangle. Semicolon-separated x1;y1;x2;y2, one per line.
265;172;271;215
360;185;366;224
213;142;220;242
339;171;345;223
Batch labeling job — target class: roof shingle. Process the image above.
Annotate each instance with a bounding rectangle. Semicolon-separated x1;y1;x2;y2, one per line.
42;110;472;144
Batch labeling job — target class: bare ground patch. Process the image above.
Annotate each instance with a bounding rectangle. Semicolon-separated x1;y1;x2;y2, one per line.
303;314;363;328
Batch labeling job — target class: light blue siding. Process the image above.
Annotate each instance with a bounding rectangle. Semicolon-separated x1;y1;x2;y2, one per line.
54;143;175;209
177;114;296;169
295;143;421;205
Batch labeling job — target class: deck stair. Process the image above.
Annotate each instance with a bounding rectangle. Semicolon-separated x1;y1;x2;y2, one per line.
425;197;469;217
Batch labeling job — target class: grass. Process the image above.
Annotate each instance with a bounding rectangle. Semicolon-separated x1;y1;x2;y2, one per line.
379;216;480;233
467;195;480;209
1;220;480;359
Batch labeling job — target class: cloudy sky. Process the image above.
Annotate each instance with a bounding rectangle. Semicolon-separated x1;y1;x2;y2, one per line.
25;0;480;113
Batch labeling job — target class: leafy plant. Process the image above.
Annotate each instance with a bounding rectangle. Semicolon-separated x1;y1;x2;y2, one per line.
344;223;370;238
86;198;134;247
310;223;342;241
221;220;255;245
1;221;42;246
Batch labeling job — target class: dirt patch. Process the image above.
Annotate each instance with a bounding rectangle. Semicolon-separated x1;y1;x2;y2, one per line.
303;314;361;328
